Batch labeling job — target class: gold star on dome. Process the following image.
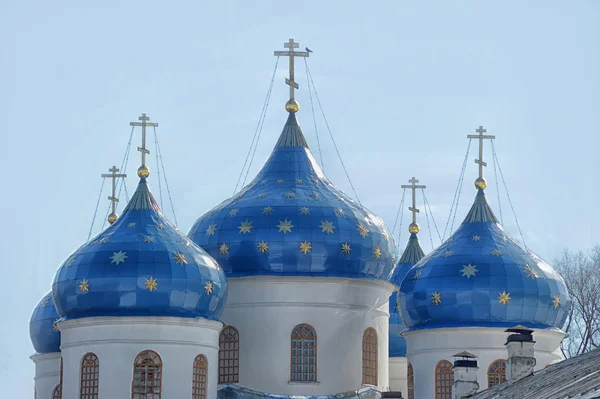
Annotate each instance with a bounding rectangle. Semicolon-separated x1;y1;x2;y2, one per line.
334;195;343;201
110;251;128;265
204;281;213;295
257;241;269;253
206;223;217;237
373;248;382;259
357;224;369;238
341;243;351;255
296;178;303;184
261;180;268;185
144;277;158;292
238;220;253;235
431;292;442;305
263;206;273;215
524;264;539;279
491;249;502;256
498;291;511;304
79;279;89;293
257;193;267;199
444;250;454;257
39;296;50;308
143;235;155;243
311;193;320;199
553;295;560;309
320;220;335;234
312;179;319;185
228;209;239;217
52;319;60;332
64;256;77;267
219;243;230;255
461;264;478;279
413;268;423;280
284;192;295;199
299;207;310;215
334;208;345;217
472;235;481;241
173;253;187;265
156;223;165;230
502;236;508;243
128;222;136;228
277;219;294;234
277;179;285;184
98;236;110;244
300;241;312;254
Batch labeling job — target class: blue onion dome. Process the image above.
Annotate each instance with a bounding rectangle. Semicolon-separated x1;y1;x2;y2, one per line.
52;178;227;320
399;189;570;331
389;233;425;357
189;112;398;280
30;292;61;354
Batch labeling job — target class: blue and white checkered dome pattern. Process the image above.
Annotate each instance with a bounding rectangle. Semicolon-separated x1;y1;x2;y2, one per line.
30;292;60;354
189;112;398;280
52;178;228;321
399;189;570;331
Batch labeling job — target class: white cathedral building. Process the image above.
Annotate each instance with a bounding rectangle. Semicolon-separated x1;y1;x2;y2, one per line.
29;39;570;399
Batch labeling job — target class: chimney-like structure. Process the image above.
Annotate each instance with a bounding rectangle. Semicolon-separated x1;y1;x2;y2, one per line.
452;351;479;399
505;326;536;383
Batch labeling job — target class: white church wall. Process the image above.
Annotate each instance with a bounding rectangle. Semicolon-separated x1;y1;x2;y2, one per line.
404;327;565;399
31;352;61;399
220;276;394;396
58;316;222;399
388;356;408;394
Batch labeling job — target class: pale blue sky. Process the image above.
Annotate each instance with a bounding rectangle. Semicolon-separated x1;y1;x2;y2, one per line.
1;1;598;396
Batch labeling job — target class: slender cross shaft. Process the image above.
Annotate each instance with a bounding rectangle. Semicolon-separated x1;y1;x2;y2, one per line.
274;38;310;100
130;113;158;166
467;126;495;179
101;166;127;214
401;177;426;224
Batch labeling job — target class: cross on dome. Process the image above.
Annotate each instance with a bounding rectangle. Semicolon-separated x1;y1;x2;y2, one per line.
274;38;310;112
130;113;158;177
467;125;495;190
401;177;426;234
101;165;127;224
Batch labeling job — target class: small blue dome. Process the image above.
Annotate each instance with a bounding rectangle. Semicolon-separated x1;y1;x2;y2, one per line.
30;292;60;354
399;190;570;331
52;178;227;320
389;234;425;357
189;113;397;280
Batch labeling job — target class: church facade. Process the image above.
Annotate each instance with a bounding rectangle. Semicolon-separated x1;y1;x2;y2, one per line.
29;39;570;399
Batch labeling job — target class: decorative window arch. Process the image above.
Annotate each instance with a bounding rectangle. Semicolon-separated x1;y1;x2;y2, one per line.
407;362;415;399
80;352;99;398
192;355;208;399
488;359;507;387
52;385;62;399
290;323;317;382
362;327;378;385
434;360;453;399
131;350;162;399
218;325;240;383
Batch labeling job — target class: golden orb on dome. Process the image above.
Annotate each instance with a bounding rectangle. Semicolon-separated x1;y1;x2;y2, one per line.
475;177;487;190
285;99;300;113
137;165;150;178
108;212;119;224
409;222;420;234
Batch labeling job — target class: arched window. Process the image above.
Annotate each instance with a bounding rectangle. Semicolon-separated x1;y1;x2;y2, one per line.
362;327;378;385
435;360;453;399
290;323;317;382
407;363;415;399
80;353;99;398
132;350;162;399
52;385;62;399
192;355;208;399
488;359;507;387
218;325;240;383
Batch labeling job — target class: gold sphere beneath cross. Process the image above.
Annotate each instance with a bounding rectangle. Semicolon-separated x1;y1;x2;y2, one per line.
138;165;150;178
475;177;487;190
285;99;300;113
108;212;119;224
409;222;420;234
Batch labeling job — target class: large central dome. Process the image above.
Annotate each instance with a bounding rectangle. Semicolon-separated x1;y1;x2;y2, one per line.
189;112;397;280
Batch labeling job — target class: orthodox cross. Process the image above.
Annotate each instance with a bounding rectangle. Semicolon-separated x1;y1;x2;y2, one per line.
401;177;426;224
101;166;127;216
129;113;158;167
467;126;495;179
274;38;310;100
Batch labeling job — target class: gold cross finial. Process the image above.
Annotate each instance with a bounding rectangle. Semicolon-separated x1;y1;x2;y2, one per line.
130;113;158;178
274;38;310;112
467;125;495;190
401;177;426;234
101;165;127;224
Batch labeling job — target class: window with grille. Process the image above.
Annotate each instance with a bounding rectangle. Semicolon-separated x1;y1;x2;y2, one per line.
362;327;378;385
218;326;239;383
487;359;507;387
52;385;62;399
435;360;453;399
80;353;99;398
407;363;415;399
192;355;208;399
131;350;162;399
290;323;317;382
